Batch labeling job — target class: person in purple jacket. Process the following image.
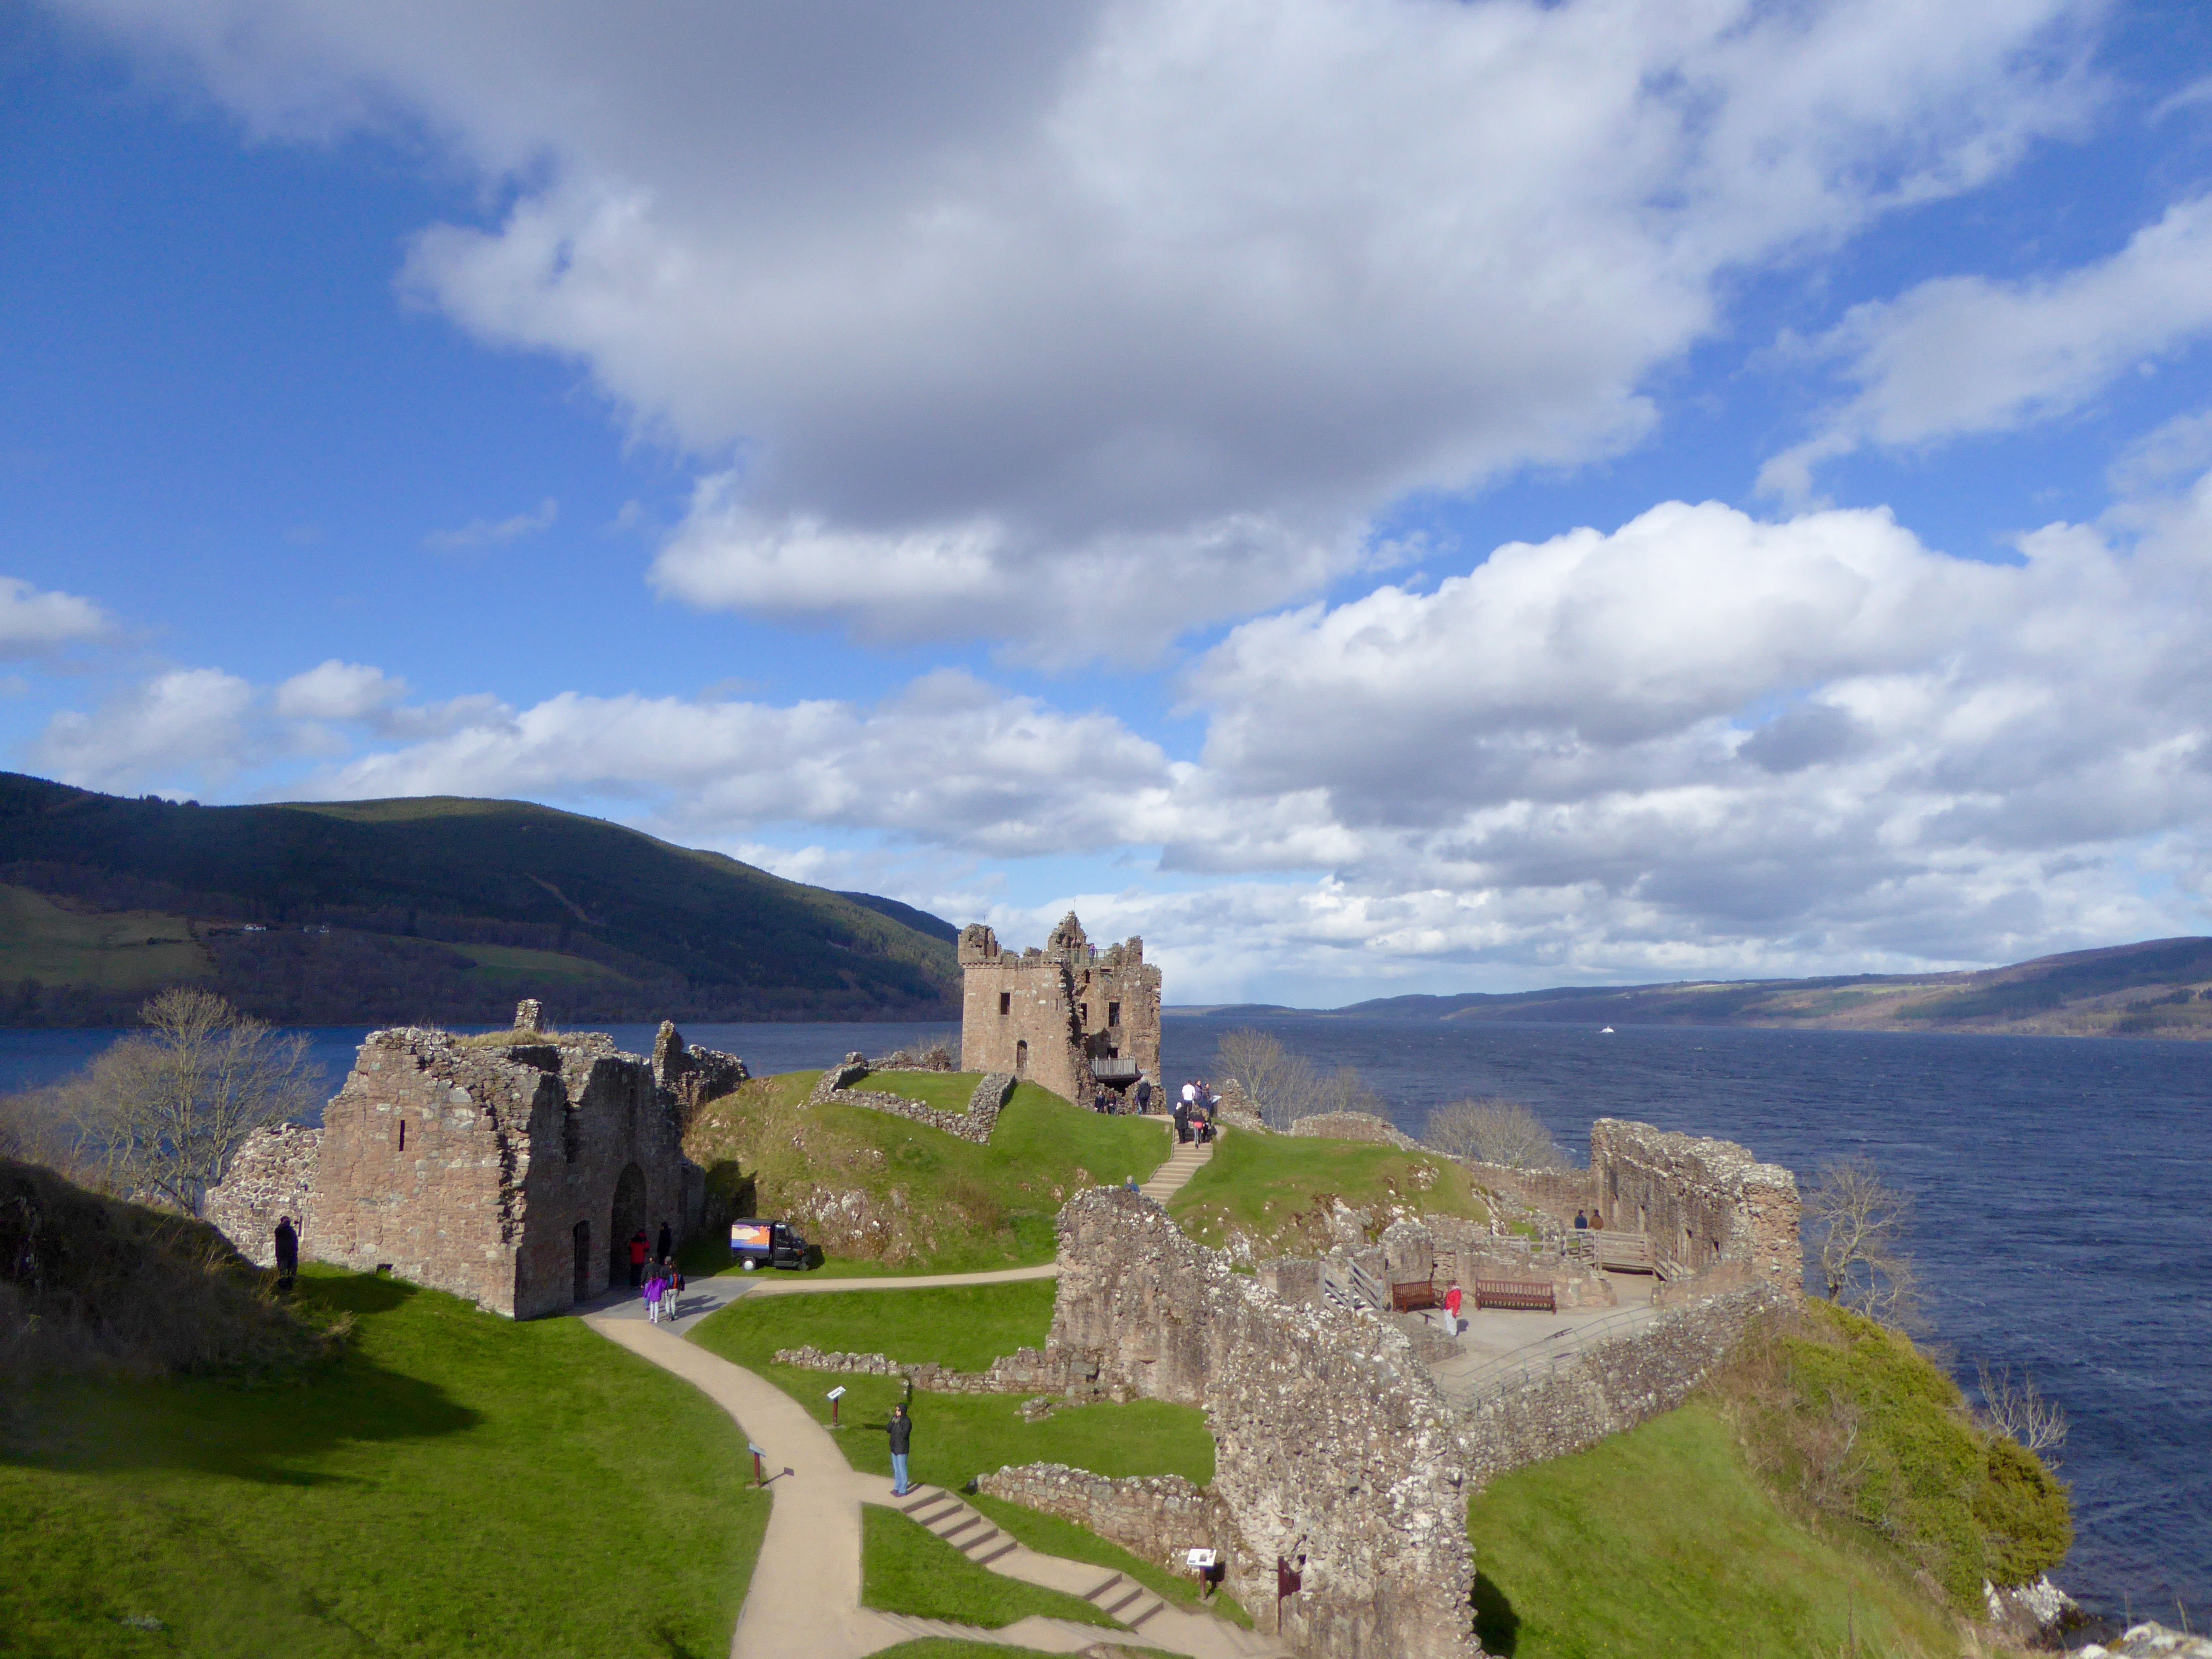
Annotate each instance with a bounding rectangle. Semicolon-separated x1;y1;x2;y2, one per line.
643;1266;667;1325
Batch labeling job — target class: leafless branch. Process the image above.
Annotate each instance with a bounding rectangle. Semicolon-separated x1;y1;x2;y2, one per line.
1977;1361;2069;1466
1425;1098;1569;1169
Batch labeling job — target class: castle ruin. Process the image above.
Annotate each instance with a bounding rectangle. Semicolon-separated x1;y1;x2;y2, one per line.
958;912;1161;1104
207;1009;744;1319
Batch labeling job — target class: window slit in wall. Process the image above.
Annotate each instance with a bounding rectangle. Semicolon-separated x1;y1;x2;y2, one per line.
999;991;1011;1016
1108;1001;1121;1027
398;1120;407;1152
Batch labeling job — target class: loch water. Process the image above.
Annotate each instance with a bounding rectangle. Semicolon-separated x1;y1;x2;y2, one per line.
3;1014;2203;1629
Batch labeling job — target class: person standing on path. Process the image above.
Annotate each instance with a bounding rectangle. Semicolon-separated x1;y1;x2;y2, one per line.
272;1215;300;1288
887;1402;914;1497
1134;1075;1153;1114
628;1229;650;1288
1173;1096;1191;1145
657;1220;674;1263
643;1266;666;1324
1443;1281;1463;1336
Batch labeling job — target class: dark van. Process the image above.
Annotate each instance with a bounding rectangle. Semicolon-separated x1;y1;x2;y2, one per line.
729;1218;812;1270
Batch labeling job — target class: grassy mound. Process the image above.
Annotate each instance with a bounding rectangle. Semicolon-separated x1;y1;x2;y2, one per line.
0;1158;340;1380
1467;1405;1961;1659
862;1505;1116;1630
1717;1300;2070;1609
691;1285;1215;1493
719;1280;1057;1371
1166;1127;1490;1257
685;1073;1169;1272
0;1267;768;1659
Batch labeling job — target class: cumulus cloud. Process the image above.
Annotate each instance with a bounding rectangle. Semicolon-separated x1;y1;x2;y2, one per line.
54;0;2097;651
1763;193;2212;497
33;668;256;789
274;658;408;720
422;497;557;553
0;575;112;657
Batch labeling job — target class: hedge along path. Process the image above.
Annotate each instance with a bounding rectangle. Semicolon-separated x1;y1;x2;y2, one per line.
583;1245;1281;1658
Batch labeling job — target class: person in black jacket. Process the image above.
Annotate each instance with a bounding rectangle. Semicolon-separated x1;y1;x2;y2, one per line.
272;1216;300;1288
657;1220;674;1262
888;1402;914;1496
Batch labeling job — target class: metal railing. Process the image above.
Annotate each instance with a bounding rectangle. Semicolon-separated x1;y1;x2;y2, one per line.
1431;1301;1665;1411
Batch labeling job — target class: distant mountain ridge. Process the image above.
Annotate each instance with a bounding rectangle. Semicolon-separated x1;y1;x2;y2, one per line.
0;773;961;1028
1168;936;2212;1039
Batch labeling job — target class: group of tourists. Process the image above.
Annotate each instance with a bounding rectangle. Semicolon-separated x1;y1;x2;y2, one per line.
631;1220;684;1324
1173;1079;1218;1145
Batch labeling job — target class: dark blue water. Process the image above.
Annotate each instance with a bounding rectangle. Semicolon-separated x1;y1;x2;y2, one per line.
9;1015;2200;1626
1161;1014;2211;1631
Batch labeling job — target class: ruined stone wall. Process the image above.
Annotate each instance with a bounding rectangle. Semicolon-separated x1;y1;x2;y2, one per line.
770;1342;1090;1398
806;1059;1017;1145
651;1022;748;1117
1051;1189;1479;1659
204;1123;322;1267
1460;1282;1786;1489
958;914;1162;1103
1450;1159;1598;1226
1589;1119;1800;1283
292;1028;692;1318
976;1465;1236;1578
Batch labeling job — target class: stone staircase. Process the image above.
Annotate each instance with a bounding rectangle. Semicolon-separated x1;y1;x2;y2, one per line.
895;1486;1289;1657
1138;1132;1214;1204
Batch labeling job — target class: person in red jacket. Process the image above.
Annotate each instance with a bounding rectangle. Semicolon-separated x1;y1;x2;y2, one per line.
628;1229;650;1288
1443;1282;1464;1337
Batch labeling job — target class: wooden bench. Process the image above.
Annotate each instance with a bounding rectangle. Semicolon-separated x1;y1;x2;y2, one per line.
1473;1278;1557;1313
1390;1279;1439;1313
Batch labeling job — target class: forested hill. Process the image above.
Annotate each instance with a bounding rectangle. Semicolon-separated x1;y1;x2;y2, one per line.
0;773;961;1028
1223;936;2212;1040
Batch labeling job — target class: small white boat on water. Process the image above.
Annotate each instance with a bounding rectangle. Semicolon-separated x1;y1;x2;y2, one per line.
1599;1026;1615;1034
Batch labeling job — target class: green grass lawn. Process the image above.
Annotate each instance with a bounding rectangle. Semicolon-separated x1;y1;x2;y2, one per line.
0;883;211;991
685;1073;1170;1274
1167;1124;1489;1256
690;1284;1214;1494
965;1493;1252;1628
861;1070;993;1113
862;1506;1114;1629
1467;1404;1959;1659
0;1268;769;1659
708;1282;1057;1371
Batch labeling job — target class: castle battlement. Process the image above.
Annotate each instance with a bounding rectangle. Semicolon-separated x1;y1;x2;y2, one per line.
958;912;1161;1104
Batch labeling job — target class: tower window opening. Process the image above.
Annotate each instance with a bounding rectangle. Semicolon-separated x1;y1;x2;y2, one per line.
1108;1001;1121;1027
999;991;1011;1016
398;1120;407;1152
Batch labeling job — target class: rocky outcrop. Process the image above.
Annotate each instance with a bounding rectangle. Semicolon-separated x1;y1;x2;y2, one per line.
2075;1625;2212;1659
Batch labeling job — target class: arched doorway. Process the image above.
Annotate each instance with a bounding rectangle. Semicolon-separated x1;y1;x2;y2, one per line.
1014;1039;1028;1076
572;1219;591;1303
609;1162;647;1287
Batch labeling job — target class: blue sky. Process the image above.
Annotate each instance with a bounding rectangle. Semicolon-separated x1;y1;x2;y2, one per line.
7;0;2212;1004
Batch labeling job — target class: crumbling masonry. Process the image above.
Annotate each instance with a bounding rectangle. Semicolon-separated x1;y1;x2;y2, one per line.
958;912;1161;1103
207;1011;745;1318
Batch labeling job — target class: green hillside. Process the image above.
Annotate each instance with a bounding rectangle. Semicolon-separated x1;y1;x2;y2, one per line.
0;772;959;1026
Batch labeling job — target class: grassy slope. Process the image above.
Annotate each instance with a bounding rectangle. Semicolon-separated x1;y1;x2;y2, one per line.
704;1281;1057;1371
0;884;211;991
690;1286;1215;1494
1467;1405;1960;1659
1166;1126;1489;1257
0;1269;768;1659
862;1506;1115;1630
965;1493;1254;1628
0;770;956;1018
685;1073;1170;1273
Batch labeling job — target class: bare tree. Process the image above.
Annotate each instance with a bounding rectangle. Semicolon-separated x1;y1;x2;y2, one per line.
1804;1158;1923;1329
1425;1098;1569;1168
1312;1064;1384;1118
1214;1028;1320;1128
1977;1361;2069;1467
70;989;322;1214
0;1085;93;1178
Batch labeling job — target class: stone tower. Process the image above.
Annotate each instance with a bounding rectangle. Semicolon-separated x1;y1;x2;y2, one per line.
957;913;1162;1104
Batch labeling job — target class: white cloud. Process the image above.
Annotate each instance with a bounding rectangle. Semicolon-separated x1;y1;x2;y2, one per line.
1762;194;2212;497
33;668;256;789
422;497;557;553
274;658;408;720
55;0;2098;650
0;575;112;657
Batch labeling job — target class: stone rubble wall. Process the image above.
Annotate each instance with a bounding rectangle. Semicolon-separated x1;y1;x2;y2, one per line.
1449;1159;1598;1226
976;1464;1236;1576
806;1056;1017;1145
1460;1281;1786;1489
204;1123;323;1267
1589;1119;1800;1283
651;1021;748;1118
770;1342;1098;1398
1050;1188;1480;1659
